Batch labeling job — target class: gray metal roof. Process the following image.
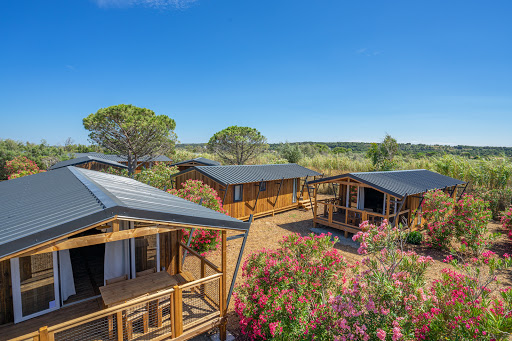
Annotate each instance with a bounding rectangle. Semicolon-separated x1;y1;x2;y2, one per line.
171;157;221;167
49;156;128;170
71;152;172;163
173;163;321;186
309;169;466;197
0;167;249;259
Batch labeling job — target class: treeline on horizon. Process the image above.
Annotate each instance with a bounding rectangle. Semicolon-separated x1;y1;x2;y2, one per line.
178;141;512;158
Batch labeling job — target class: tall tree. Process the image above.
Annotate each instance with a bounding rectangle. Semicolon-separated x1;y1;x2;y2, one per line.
207;126;267;165
366;134;399;171
83;104;176;175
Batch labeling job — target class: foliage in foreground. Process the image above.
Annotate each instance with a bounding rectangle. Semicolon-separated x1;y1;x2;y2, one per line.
235;220;512;340
235;233;347;340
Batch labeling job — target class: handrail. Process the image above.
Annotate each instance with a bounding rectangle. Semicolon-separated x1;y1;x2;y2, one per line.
49;286;176;333
331;204;387;218
179;272;222;290
179;242;221;273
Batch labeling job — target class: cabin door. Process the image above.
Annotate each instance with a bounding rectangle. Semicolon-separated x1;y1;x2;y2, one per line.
10;252;60;323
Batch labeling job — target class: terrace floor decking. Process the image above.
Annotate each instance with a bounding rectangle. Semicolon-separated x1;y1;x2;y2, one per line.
1;287;219;341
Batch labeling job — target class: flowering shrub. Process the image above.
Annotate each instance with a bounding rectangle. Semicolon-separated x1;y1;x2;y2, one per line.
234;233;347;340
421;190;492;254
501;207;512;239
6;156;44;179
451;194;493;255
416;252;512;340
328;221;434;341
420;190;454;249
168;179;226;253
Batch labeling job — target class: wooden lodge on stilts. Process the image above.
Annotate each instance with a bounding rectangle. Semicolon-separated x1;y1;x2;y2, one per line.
0;166;251;341
171;164;321;221
308;169;467;236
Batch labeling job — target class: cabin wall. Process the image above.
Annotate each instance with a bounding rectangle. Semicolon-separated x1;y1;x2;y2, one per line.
0;260;13;325
160;230;182;275
174;172;310;220
174;170;226;195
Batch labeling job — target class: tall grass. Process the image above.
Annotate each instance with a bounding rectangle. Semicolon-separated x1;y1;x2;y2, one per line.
175;148;512;190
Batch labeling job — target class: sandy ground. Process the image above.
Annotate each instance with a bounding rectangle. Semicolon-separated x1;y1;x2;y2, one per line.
193;206;512;340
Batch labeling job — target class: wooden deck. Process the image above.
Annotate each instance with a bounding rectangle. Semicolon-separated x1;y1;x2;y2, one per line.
0;298;103;340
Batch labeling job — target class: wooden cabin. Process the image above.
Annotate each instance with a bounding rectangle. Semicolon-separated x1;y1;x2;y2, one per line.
172;164;321;221
48;155;129;172
308;169;466;236
170;157;221;172
71;152;173;173
0;167;251;341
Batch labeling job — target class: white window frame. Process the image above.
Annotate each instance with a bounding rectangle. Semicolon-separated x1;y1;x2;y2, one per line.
233;184;243;202
11;251;61;323
292;179;297;203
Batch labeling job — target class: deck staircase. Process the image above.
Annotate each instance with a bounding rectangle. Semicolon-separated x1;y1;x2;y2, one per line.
298;199;314;211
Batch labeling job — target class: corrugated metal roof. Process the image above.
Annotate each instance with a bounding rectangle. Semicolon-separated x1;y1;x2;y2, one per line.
309;169;466;197
49;156;128;170
173;163;321;186
71;152;172;163
0;167;249;259
171;157;221;167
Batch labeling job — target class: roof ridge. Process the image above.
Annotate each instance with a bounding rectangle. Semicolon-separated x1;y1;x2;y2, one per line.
197;163;299;168
351;169;427;175
68;167;123;209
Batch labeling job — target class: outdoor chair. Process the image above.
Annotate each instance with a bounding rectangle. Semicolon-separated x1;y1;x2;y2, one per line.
106;274;149;339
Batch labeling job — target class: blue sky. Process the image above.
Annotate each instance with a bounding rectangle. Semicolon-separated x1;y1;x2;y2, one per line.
1;0;511;146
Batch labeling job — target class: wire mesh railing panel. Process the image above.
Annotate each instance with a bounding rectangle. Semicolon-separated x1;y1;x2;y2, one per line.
203;266;220;306
53;291;175;341
54;313;118;341
182;251;201;280
182;277;220;328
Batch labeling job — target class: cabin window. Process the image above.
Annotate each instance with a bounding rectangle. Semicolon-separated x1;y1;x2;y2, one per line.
259;181;267;191
234;184;243;202
11;252;60;322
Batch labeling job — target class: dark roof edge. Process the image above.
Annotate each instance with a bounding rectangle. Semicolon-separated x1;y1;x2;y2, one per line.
308;173;403;197
69;167;124;208
50;157;128;170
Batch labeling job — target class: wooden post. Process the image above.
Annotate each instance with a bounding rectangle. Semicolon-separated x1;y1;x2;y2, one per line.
173;285;183;337
219;231;227;341
328;203;333;224
39;327;49;341
386;195;391;222
170;292;176;338
116;311;124;341
177;229;183;274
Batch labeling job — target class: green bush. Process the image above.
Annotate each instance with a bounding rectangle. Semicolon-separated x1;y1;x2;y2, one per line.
406;231;423;245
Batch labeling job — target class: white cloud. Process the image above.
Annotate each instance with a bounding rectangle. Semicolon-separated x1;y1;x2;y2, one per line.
93;0;198;9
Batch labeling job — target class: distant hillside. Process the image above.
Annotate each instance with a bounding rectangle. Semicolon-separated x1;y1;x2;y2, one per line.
177;142;512;157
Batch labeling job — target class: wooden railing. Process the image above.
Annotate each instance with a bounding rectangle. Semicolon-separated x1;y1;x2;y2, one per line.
12;253;224;341
315;199;390;229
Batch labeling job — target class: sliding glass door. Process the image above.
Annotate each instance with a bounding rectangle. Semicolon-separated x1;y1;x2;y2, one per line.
11;252;60;323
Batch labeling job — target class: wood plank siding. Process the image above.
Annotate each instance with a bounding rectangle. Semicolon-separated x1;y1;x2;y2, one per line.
173;170;311;220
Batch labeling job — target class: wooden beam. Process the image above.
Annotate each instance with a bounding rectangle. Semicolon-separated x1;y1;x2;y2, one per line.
22;226;178;256
0;217;118;263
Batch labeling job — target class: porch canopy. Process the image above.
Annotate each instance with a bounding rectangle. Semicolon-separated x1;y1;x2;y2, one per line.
0;166;250;261
308;169;466;198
